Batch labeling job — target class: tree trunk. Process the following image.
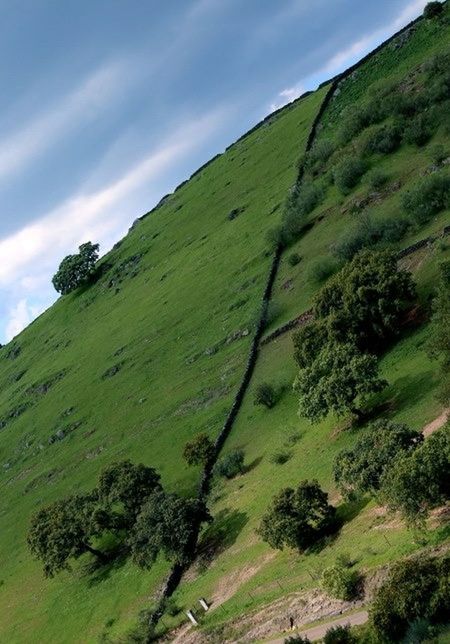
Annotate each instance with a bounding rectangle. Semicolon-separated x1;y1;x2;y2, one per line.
84;543;107;561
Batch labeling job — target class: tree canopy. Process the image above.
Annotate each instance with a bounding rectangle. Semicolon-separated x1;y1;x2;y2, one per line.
428;260;450;406
128;490;211;569
294;342;386;423
183;433;215;467
52;241;99;294
333;420;423;498
258;480;335;552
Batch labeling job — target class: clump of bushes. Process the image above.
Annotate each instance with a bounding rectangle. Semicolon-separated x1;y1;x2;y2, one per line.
367;168;390;191
321;561;360;601
364;122;402;155
215;449;245;479
307;256;340;284
333;158;367;194
183;433;215;466
333;213;410;261
288;252;301;267
307;139;335;174
323;624;356;644
429;143;448;165
423;1;444;18
270;450;292;465
401;172;450;224
402;113;433;147
254;382;277;409
370;554;450;640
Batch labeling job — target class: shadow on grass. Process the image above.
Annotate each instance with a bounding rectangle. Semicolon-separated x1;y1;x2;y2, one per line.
382;370;435;416
243;455;263;474
336;496;371;524
196;508;248;570
83;544;130;587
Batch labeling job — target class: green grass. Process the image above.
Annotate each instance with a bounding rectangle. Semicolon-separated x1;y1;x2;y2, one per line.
0;87;326;642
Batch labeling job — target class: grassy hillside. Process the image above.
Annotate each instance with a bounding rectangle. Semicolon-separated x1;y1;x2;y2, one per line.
0;86;326;642
160;8;450;640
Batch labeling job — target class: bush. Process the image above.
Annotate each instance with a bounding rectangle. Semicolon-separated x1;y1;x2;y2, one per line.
402;113;433;147
333;158;367;194
308;256;340;284
370;554;450;640
323;624;356;644
401;172;450;224
428;260;450;405
429;143;448;165
337;104;374;145
270;450;292;465
254;382;276;409
307;139;335;173
364;123;402;155
288;252;301;267
258;480;336;552
284;637;310;644
183;434;215;466
367;169;389;191
423;1;444;18
215;449;245;479
333;214;410;262
321;563;360;600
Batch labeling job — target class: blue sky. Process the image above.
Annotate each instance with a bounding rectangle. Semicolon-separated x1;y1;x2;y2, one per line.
0;0;431;343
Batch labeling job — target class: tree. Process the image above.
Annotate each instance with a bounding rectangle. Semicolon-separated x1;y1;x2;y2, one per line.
183;433;215;467
96;460;161;527
258;480;335;552
321;563;360;601
370;555;450;640
428;260;450;406
333;420;423;498
292;322;328;370
294;343;386;423
314;250;416;353
52;241;100;294
27;494;107;577
380;428;450;525
423;1;444;18
215;449;245;479
128;490;211;569
254;382;277;409
323;625;356;644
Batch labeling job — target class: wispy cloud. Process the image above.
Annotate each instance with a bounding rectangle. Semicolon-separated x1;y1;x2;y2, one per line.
0;61;127;182
269;84;305;112
0;107;228;340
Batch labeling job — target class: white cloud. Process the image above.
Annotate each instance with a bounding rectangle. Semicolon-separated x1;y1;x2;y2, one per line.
5;299;44;341
0;60;127;182
0;107;228;340
269;84;305;113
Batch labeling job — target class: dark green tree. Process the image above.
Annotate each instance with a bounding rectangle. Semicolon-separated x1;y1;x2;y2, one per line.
333;420;423;498
258;480;335;552
370;554;450;640
423;1;444;18
183;433;215;466
27;494;107;577
96;460;161;527
215;449;245;479
292;321;328;369
128;490;211;569
254;382;277;409
314;249;416;353
323;624;356;644
321;563;360;601
428;260;450;406
52;241;100;294
380;428;450;525
294;343;386;423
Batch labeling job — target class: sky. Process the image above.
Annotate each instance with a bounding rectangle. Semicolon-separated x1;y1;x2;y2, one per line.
0;0;433;343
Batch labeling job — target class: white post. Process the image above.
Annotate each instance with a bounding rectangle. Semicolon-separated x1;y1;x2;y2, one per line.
186;610;198;626
199;598;209;611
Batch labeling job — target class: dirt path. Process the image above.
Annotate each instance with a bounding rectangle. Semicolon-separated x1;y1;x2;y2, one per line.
267;610;369;643
422;409;448;436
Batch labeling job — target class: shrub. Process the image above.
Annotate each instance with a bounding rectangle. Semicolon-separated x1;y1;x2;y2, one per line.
333;158;367;194
258;480;336;552
288;252;301;267
402;172;450;224
52;241;99;295
403;113;433;147
215;449;245;479
428;260;450;405
364;123;402;155
333;420;422;498
254;382;276;409
284;637;310;644
307;139;335;173
423;1;444;18
323;624;356;644
308;256;340;284
321;563;360;600
370;554;450;640
183;434;215;466
270;450;292;465
333;214;410;262
337;104;373;145
429;143;448;165
367;169;389;191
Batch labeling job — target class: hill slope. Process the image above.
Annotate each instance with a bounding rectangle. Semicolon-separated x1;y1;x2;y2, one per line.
0;85;326;642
